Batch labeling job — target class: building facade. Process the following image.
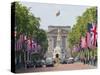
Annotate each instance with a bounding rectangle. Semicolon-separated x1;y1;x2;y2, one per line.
46;26;71;60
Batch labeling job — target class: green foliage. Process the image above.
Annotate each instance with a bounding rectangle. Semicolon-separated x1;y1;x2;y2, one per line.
33;29;48;57
13;2;48;57
15;2;40;37
68;7;97;48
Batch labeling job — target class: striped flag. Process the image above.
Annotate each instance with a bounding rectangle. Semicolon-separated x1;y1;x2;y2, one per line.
86;23;93;48
86;32;91;48
87;23;93;33
81;36;87;49
15;34;24;51
27;39;31;51
26;38;38;53
19;34;24;42
86;22;97;48
32;40;37;50
16;39;22;51
91;22;97;47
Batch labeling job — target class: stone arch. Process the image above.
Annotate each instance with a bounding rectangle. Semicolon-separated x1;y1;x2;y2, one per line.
56;54;59;58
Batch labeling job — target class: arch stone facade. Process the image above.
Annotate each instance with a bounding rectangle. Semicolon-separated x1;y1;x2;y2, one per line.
46;26;71;61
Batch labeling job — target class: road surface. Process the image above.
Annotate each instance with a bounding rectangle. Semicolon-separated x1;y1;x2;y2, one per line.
15;62;96;73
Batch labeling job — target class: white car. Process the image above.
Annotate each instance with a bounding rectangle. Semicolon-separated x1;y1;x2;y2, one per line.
74;56;80;62
67;57;74;64
45;57;54;67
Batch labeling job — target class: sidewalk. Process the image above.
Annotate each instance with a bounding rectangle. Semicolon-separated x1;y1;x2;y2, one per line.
74;62;97;69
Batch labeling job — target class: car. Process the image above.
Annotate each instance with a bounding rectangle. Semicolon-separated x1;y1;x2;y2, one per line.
26;61;36;68
35;60;43;67
67;57;74;64
45;57;54;67
61;58;67;64
41;59;46;65
74;56;80;62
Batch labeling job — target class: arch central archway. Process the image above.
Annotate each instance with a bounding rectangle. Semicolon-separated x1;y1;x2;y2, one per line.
56;54;59;58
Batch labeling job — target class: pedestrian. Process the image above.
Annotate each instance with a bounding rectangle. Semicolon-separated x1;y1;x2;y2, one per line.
93;56;97;66
88;56;91;65
80;56;83;63
83;56;86;64
85;57;87;64
95;56;97;66
91;56;94;65
87;56;89;64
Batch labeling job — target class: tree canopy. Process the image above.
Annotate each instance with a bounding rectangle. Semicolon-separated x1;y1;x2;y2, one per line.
68;7;97;48
14;2;40;37
13;2;48;57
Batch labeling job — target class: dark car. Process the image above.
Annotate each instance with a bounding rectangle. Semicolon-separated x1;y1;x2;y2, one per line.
41;59;46;65
61;58;67;64
26;61;36;68
35;60;43;67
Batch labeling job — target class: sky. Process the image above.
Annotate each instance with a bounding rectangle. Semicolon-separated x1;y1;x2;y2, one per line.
21;2;91;30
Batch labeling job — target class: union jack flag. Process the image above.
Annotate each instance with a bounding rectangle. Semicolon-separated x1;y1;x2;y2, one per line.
86;22;97;48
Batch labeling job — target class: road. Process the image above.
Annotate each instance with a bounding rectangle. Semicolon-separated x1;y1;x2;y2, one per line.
15;62;96;73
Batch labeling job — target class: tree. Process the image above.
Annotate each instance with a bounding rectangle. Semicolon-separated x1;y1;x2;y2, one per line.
33;29;48;57
68;7;97;48
68;7;97;57
14;2;48;59
15;2;40;38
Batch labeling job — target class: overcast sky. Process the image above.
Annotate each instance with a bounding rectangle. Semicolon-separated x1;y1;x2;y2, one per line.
21;2;91;30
